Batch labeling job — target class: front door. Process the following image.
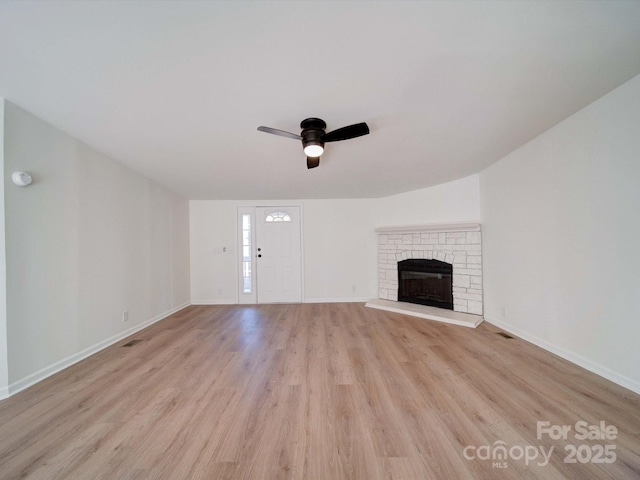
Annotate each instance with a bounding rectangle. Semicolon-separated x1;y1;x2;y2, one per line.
255;206;302;303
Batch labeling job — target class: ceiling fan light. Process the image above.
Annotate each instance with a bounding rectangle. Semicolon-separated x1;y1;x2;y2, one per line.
303;144;324;157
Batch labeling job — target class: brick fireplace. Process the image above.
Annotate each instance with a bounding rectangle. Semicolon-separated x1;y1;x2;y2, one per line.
376;223;483;315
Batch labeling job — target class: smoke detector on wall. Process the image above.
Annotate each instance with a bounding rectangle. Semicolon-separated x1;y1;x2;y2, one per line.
12;172;32;187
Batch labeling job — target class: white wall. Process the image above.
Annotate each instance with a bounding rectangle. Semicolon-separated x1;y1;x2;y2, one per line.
189;175;481;305
373;174;481;228
3;101;191;393
0;99;8;397
302;199;377;302
480;74;640;393
189;201;238;304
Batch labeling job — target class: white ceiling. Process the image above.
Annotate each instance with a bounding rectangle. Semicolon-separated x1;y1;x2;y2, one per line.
1;1;640;200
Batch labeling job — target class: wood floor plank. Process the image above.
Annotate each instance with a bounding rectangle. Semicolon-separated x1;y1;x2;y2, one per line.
0;303;639;479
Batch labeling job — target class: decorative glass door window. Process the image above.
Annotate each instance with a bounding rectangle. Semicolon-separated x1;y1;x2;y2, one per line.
265;211;291;222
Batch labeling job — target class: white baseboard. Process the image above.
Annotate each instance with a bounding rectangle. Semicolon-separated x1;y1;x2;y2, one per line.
485;316;640;395
0;385;8;400
303;297;372;303
192;298;372;305
191;299;237;305
6;302;191;398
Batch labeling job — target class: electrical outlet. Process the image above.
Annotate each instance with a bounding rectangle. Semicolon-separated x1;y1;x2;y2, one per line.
122;311;129;322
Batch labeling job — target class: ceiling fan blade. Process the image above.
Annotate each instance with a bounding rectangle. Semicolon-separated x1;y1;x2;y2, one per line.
323;122;369;142
257;126;302;140
307;156;320;169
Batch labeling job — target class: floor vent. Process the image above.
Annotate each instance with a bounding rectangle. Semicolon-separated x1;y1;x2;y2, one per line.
496;332;514;339
122;339;143;347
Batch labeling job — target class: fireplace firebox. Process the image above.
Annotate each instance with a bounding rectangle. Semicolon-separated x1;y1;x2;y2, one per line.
397;259;453;310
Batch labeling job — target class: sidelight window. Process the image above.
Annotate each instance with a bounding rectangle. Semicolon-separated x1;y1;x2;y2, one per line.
242;214;252;293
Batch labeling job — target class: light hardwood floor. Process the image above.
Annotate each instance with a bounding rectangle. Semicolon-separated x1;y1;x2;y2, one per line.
0;303;638;479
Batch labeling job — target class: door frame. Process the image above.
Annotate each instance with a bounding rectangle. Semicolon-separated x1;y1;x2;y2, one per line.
236;203;304;304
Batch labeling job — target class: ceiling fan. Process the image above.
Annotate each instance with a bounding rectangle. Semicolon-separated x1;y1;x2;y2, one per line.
257;117;370;169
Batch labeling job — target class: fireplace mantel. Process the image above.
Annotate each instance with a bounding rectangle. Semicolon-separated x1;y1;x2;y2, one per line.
375;222;481;234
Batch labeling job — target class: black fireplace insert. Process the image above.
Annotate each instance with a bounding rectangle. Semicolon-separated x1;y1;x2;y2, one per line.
397;259;453;310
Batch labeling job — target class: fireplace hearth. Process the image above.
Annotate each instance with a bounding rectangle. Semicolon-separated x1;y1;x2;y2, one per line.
398;259;453;310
